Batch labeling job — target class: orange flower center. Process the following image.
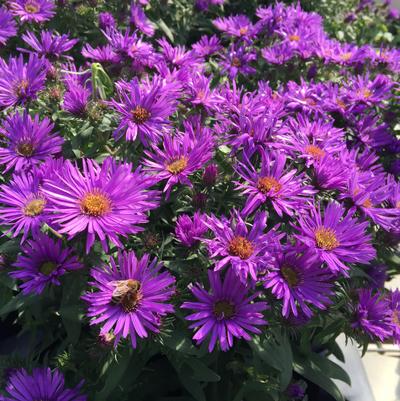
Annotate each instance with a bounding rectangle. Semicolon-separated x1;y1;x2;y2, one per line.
24;198;45;217
396;201;400;209
111;279;142;312
305;145;325;159
336;99;347;109
16;141;35;157
315;227;340;251
40;261;57;276
131;106;151;124
239;27;248;35
289;34;300;41
228;236;254;260
362;198;373;208
281;265;299;287
166;157;188;175
257;176;282;194
231;57;242;67
24;1;40;13
393;310;400;327
80;191;111;217
340;52;352;61
14;80;29;97
362;89;372;98
214;300;235;319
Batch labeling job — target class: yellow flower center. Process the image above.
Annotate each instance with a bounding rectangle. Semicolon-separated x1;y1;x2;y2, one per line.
166;157;188;175
228;236;254;260
336;99;347;109
231;57;242;67
362;198;373;208
315;227;340;251
80;191;111;217
24;198;45;217
239;27;248;35
305;145;325;159
281;265;299;287
214;300;235;319
40;261;57;276
111;279;142;312
14;80;30;97
340;52;352;61
131;106;151;124
24;1;40;13
257;176;282;194
362;89;372;98
16;141;35;157
289;34;300;41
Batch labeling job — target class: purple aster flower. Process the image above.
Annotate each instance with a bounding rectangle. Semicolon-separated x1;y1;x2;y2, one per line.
82;251;175;348
213;15;259;40
142;125;214;198
219;44;257;80
130;3;155;37
262;42;295;65
20;30;78;60
0;172;50;242
175;211;208;248
110;77;176;145
203;164;218;187
2;367;86;401
263;246;333;317
389;290;400;343
98;11;115;30
295;202;376;275
157;38;201;69
8;0;56;23
62;83;91;116
186;73;223;113
182;269;268;352
235;149;315;217
203;210;282;282
0;54;47;108
42;157;160;253
82;44;121;64
351;289;392;342
0;111;63;173
192;35;222;57
313;155;349;191
10;234;82;295
0;7;17;46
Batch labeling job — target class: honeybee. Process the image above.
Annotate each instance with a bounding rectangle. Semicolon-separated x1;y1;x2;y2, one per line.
110;279;142;312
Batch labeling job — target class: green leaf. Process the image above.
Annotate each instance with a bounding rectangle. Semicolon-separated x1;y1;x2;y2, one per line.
157;19;174;42
0;292;35;317
186;359;220;383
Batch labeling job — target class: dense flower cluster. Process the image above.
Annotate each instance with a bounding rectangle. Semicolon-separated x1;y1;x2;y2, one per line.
0;0;398;399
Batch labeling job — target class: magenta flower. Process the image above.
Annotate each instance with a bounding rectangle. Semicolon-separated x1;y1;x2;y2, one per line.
110;77;176;145
20;30;78;60
203;210;282;282
2;367;86;401
351;289;392;342
10;234;82;295
175;212;208;248
0;111;63;173
389;290;400;344
295;202;376;275
182;269;268;352
143;125;214;198
219;43;257;79
263;246;333;317
235;150;315;217
0;54;47;107
0;172;50;242
130;3;155;37
98;11;115;30
192;35;222;57
0;7;17;46
42;157;159;253
82;251;175;348
8;0;56;23
213;15;259;39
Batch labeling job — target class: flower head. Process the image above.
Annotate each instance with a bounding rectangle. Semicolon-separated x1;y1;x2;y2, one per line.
0;111;63;173
82;251;175;348
130;3;155;37
182;269;268;352
219;43;257;79
203;210;282;282
295;202;376;275
8;0;56;23
42;157;159;253
0;54;47;107
235;149;315;217
0;172;50;242
10;234;82;295
263;246;333;317
175;212;208;248
2;367;86;401
0;7;17;46
351;289;392;341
